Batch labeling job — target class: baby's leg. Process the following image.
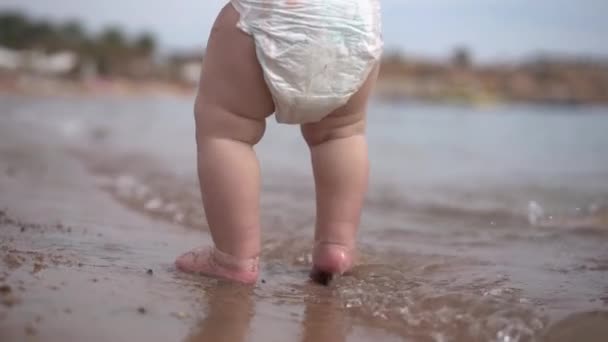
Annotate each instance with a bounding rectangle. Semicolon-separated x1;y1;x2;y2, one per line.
175;4;275;284
301;67;379;281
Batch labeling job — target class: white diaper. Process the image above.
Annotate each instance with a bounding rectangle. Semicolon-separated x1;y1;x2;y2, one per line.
230;0;383;124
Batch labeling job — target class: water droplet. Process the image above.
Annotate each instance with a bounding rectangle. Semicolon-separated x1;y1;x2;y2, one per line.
173;213;184;223
527;201;544;226
144;198;163;211
484;288;503;296
164;203;178;213
372;310;387;320
345;298;362;308
496;330;512;342
116;174;136;189
431;332;447;342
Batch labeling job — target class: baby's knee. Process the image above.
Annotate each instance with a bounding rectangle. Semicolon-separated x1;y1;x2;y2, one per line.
301;114;366;147
194;99;266;146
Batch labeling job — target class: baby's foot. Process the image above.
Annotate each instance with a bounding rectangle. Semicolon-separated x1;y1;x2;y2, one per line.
310;242;355;285
175;246;259;284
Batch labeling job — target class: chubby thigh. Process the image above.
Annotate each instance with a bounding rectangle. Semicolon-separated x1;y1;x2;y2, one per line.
195;3;275;142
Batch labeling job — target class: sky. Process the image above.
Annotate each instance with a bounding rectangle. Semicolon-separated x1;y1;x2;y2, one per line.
0;0;607;62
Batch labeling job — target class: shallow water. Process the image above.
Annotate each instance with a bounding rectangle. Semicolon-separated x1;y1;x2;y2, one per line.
2;94;608;341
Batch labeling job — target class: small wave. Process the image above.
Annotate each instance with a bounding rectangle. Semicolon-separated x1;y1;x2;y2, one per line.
73;150;208;230
333;262;545;342
367;187;607;232
80;149;608;242
527;200;608;231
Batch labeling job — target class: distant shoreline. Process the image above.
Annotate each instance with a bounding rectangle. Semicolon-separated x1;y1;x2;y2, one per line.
0;73;195;99
1;72;607;109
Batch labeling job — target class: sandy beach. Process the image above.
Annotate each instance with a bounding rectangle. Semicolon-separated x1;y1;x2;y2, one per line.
1;94;607;341
0;116;210;341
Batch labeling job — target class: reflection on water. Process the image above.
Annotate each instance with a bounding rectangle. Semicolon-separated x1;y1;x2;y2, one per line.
2;95;608;341
301;292;347;342
187;283;255;342
543;311;608;342
186;281;350;342
184;265;607;342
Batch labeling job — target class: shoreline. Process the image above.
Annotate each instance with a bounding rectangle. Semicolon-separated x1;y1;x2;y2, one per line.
2;74;608;109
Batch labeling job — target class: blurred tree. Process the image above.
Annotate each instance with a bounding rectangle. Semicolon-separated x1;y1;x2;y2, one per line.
0;11;165;77
25;20;59;50
96;27;128;75
99;27;127;51
59;20;86;48
134;32;156;57
451;46;473;69
0;12;29;49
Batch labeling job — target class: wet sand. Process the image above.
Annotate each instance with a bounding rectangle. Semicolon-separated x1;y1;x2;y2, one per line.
1;95;608;341
0;121;207;341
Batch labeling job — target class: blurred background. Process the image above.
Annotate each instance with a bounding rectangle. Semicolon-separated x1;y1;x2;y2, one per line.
0;0;607;104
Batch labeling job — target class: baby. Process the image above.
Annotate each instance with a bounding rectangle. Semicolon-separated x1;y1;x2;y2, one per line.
175;0;383;284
